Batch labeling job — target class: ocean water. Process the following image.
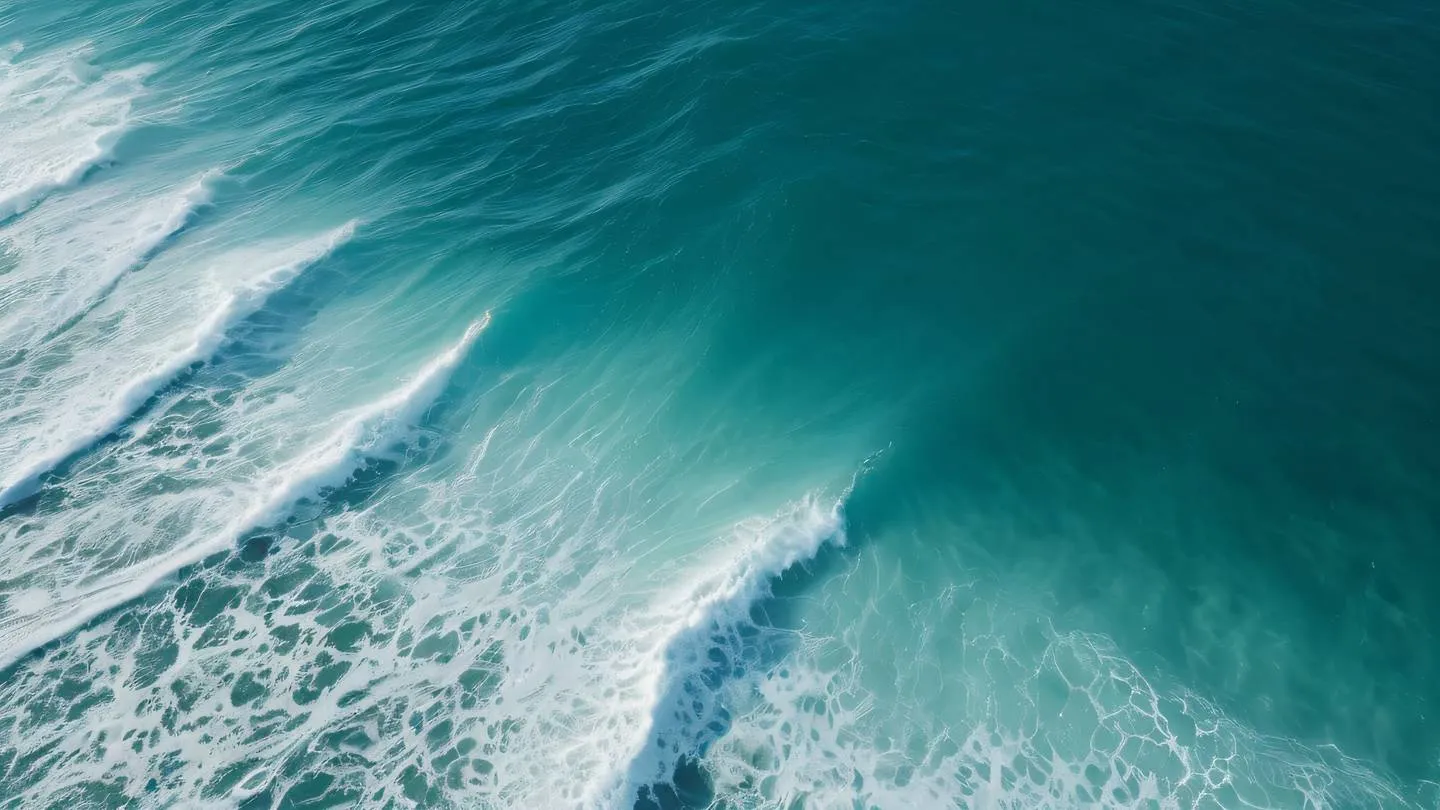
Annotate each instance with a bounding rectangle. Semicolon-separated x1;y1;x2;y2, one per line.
1;0;1438;807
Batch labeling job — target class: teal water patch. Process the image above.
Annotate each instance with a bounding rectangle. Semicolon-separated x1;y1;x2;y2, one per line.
1;0;1438;806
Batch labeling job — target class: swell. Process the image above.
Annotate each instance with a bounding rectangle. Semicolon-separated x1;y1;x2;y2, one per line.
0;312;490;674
585;494;850;809
0;221;355;512
41;170;221;343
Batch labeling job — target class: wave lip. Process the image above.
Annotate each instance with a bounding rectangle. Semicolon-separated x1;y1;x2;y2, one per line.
586;494;848;809
0;312;489;673
233;309;491;532
0;48;149;221
0;221;356;511
129;170;222;267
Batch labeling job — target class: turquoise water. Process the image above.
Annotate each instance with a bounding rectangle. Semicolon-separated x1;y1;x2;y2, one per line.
2;0;1439;806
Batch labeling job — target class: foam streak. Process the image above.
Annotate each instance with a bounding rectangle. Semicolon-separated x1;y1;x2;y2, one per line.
0;312;489;673
43;170;221;340
0;47;146;221
0;222;354;510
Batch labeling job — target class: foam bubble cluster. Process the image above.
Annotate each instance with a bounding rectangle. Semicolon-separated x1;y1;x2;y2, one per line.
699;550;1413;809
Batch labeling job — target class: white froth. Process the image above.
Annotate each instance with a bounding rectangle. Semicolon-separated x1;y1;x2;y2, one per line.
582;494;847;808
0;168;224;350
6;589;52;616
235;309;489;532
0;46;148;220
41;167;223;336
0;311;487;674
0;408;1414;809
0;221;356;512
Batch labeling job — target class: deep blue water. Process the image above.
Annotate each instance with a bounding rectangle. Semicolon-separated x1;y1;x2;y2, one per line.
1;0;1438;807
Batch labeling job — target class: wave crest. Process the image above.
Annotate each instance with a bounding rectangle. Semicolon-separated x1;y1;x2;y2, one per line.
0;221;356;511
0;46;149;220
586;494;847;808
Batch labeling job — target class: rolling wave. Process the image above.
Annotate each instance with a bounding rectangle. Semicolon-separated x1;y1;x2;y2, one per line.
42;169;221;341
585;494;847;808
0;45;147;221
0;312;490;674
231;310;491;532
0;221;355;511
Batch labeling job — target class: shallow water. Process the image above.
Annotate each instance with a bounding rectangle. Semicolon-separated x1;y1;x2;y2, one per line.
1;0;1438;807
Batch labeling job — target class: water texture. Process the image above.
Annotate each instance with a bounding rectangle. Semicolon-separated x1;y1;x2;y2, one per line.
0;0;1437;807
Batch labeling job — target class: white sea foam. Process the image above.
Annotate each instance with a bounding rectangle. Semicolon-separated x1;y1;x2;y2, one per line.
0;462;1419;808
230;310;490;532
0;169;224;352
41;169;221;338
0;221;354;511
691;549;1414;810
582;494;847;808
0;45;148;220
0;311;488;674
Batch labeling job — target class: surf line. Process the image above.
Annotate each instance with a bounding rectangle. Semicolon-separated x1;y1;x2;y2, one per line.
0;222;356;511
0;312;490;674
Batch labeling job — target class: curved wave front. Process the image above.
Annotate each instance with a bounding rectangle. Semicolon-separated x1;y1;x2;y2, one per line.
0;312;489;673
0;221;355;511
584;494;847;809
0;46;148;221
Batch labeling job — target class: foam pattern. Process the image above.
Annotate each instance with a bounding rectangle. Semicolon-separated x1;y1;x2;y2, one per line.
583;495;847;808
0;397;635;807
0;168;219;350
0;324;851;809
698;550;1416;809
0;222;356;511
0;45;145;220
0;307;1417;808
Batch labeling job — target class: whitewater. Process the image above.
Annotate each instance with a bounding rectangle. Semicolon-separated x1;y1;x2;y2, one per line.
2;0;1438;808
